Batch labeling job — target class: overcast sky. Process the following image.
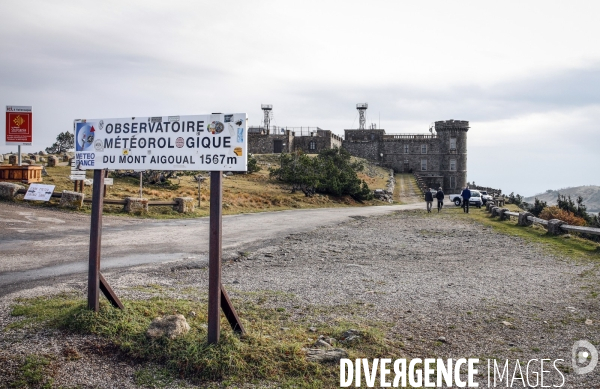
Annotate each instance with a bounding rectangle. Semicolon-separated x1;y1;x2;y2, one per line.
1;1;598;197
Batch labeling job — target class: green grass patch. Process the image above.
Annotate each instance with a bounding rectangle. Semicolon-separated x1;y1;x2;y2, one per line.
458;206;600;261
134;366;174;388
9;293;404;388
10;354;55;389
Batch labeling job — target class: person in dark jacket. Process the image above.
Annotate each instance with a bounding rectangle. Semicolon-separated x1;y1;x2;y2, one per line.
425;189;434;213
435;187;444;212
461;186;472;213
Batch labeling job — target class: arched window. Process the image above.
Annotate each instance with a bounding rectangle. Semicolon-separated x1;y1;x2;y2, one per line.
309;140;316;151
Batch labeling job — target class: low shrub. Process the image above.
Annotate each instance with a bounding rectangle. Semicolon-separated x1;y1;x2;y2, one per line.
539;206;587;226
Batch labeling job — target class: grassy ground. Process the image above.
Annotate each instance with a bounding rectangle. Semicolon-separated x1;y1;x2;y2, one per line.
4;155;392;218
440;202;600;262
8;293;402;388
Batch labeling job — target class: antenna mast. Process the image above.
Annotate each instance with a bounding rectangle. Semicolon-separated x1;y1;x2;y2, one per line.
356;103;368;130
261;104;272;134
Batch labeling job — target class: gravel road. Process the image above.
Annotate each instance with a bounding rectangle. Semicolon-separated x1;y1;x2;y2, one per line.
0;201;420;293
1;204;599;388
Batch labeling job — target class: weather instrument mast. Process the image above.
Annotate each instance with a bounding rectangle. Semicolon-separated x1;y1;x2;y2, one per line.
261;104;272;134
356;103;368;130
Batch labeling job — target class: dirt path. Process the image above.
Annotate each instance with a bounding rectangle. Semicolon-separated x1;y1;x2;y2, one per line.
396;173;422;204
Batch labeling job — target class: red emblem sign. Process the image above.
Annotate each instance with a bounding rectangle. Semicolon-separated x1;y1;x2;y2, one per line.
5;106;32;145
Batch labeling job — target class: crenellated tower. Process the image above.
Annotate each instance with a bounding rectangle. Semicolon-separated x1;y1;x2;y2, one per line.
434;120;469;190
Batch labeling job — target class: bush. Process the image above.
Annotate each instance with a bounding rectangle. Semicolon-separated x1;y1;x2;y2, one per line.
315;148;373;201
269;148;373;201
539;206;587;226
508;192;524;206
530;198;547;217
246;154;261;173
269;152;318;196
557;194;590;222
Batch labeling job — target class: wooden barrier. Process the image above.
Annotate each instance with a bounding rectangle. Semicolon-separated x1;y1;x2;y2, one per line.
489;208;600;236
14;189;178;207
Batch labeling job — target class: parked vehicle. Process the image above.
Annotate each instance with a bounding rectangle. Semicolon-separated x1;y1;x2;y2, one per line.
448;190;484;208
448;193;462;206
480;191;493;205
469;190;484;208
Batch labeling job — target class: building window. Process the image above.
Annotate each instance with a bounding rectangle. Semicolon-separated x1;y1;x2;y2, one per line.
450;176;456;189
309;140;316;151
450;138;456;150
450;159;456;171
421;144;427;154
421;159;427;171
404;144;409;153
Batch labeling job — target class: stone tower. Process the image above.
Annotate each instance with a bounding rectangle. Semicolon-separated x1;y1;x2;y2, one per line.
434;120;469;191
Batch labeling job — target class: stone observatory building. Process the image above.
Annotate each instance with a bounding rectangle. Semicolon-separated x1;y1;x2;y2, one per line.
246;104;469;192
343;119;469;192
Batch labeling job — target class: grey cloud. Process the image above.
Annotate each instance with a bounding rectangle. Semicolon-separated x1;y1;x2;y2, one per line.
284;63;600;125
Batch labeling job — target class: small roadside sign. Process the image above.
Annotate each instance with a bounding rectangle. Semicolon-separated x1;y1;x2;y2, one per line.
5;106;32;146
83;178;113;185
24;184;54;201
70;160;85;181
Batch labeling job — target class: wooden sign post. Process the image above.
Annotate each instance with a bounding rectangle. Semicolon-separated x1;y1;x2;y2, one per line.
86;169;245;341
208;171;245;344
77;113;248;344
87;169;124;311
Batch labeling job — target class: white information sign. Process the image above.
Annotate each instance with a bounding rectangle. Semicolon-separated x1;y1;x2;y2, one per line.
74;113;247;171
24;184;55;201
70;160;86;181
84;178;113;185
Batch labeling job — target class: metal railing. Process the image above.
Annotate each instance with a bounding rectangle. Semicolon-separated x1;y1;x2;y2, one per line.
248;126;324;136
384;134;438;140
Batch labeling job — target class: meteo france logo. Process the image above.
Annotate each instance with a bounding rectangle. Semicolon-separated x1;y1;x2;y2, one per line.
76;122;95;151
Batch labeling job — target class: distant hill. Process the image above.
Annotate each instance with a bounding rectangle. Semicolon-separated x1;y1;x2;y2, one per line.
524;186;600;213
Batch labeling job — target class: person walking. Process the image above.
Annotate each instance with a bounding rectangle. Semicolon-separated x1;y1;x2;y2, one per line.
435;187;444;212
425;188;434;213
461;186;471;213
